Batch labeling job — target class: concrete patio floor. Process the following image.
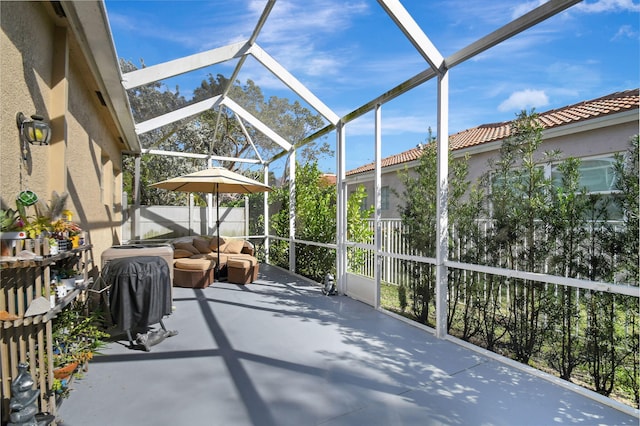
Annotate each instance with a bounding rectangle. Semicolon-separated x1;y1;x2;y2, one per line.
57;264;637;425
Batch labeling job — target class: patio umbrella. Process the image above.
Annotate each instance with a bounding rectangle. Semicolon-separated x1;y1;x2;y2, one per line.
150;167;271;274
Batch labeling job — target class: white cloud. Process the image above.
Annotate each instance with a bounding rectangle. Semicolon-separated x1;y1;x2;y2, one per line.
258;0;369;43
249;1;371;82
575;0;640;13
498;89;549;112
511;1;546;20
612;24;639;40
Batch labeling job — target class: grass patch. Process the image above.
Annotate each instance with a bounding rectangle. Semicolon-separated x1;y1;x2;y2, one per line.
380;281;400;310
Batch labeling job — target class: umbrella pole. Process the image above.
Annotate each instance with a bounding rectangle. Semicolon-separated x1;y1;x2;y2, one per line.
216;184;221;278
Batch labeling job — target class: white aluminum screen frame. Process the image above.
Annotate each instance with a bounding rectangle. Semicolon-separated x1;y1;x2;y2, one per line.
121;0;637;345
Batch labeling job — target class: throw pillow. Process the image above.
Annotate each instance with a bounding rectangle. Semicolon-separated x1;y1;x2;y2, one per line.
223;239;245;254
174;241;200;255
173;249;195;259
193;238;212;254
209;236;226;250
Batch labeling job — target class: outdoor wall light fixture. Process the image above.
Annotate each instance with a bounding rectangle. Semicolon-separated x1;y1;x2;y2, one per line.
16;112;51;146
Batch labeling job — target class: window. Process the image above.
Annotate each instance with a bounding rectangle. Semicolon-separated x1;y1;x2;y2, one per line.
381;186;389;210
349;190;368;212
550;154;622;219
551;156;618;193
360;196;368;212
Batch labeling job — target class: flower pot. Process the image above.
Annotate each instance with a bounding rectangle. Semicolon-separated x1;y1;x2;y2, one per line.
0;239;11;257
53;361;78;380
55;285;68;299
61;278;76;291
57;239;71;252
1;231;27;240
0;232;26;256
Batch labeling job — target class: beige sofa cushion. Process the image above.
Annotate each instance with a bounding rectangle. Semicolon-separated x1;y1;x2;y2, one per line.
193;238;213;254
174;258;215;271
173;248;195;259
191;253;217;261
223;239;245;254
229;255;257;266
174;241;199;255
209;237;226;251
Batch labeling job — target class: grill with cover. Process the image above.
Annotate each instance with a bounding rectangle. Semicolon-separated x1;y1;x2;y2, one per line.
102;256;174;350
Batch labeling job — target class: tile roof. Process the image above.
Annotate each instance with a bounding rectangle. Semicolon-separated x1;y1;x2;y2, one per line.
347;88;639;176
319;173;336;186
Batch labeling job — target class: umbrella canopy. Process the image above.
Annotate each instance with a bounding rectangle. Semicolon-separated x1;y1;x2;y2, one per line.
150;167;271;194
150;167;271;278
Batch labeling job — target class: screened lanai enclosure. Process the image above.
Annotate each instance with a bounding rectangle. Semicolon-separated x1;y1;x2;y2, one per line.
108;0;639;416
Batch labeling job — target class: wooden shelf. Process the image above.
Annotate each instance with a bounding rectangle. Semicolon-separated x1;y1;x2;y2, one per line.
0;244;93;423
0;245;92;270
0;280;92;330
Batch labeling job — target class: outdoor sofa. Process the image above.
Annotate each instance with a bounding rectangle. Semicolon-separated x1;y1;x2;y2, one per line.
171;236;258;287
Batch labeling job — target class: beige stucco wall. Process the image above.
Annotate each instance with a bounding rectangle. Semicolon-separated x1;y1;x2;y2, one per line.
1;2;54;199
1;1;127;272
347;165;413;219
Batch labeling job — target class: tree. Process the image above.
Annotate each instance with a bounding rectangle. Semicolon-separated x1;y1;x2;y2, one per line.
448;172;487;341
346;185;374;271
612;135;639;406
120;61;331;207
545;157;589;380
397;144;437;324
396;137;480;328
270;162;371;282
195;76;332;170
120;59;206;206
485;110;556;364
613;135;639;286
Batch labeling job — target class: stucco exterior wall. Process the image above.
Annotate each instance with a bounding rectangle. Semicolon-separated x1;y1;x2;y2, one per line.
65;46;124;255
1;2;54;199
1;1;128;270
347;165;413;219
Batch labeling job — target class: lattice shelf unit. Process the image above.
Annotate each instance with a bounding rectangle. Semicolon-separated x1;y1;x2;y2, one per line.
0;245;92;423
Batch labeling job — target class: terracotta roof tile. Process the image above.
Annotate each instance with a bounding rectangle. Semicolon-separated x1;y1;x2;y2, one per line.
319;173;336;186
347;89;639;176
347;147;424;176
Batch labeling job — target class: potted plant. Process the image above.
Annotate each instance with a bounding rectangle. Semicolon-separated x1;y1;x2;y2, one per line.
0;208;23;234
51;301;108;380
0;208;26;256
52;218;82;250
50;377;71;400
48;237;59;255
57;267;81;290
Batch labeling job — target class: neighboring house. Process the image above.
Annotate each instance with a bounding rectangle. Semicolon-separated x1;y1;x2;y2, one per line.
1;2;139;264
346;89;639;219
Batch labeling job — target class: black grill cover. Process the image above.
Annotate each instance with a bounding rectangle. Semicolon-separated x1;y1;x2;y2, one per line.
103;256;172;331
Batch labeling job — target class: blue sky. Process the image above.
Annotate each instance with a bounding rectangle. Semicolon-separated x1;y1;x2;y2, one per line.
105;0;639;176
